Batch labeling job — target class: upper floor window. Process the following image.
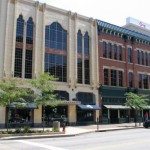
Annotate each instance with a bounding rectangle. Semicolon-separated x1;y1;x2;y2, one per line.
45;22;67;82
77;30;90;84
139;74;143;88
114;44;118;60
128;72;133;87
104;69;109;85
137;50;141;64
103;41;107;58
118;46;122;61
128;47;132;63
111;70;117;86
145;52;148;66
77;30;82;53
141;51;144;65
45;22;67;51
84;32;89;55
16;15;24;43
143;75;148;89
108;43;112;59
118;71;123;86
26;17;34;44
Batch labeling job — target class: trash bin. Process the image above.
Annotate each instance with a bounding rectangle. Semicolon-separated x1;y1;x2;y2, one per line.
52;121;60;132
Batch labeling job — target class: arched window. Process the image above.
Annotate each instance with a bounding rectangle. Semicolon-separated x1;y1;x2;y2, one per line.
45;22;67;50
77;30;90;84
14;15;24;77
25;17;34;79
84;32;90;84
45;22;67;82
77;30;82;53
77;30;83;83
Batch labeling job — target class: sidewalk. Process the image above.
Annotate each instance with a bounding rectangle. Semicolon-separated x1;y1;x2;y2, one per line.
0;123;143;140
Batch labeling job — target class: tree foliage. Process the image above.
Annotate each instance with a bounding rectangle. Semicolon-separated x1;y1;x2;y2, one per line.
29;73;62;107
0;78;29;107
125;92;148;110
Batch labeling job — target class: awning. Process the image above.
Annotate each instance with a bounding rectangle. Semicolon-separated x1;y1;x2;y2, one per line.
78;104;101;110
9;102;37;109
104;105;130;109
143;106;150;109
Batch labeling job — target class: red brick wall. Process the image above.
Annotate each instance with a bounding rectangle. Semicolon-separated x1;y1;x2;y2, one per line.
98;32;150;88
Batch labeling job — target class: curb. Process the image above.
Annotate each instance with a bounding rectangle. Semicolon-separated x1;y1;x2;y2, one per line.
0;127;143;140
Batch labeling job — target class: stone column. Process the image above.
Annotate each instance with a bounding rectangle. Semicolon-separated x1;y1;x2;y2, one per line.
0;107;6;128
68;104;76;125
34;106;42;127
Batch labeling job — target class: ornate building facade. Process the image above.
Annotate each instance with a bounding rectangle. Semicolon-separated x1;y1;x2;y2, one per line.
0;0;100;127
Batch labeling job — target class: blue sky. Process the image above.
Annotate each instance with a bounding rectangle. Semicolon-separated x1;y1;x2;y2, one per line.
38;0;150;26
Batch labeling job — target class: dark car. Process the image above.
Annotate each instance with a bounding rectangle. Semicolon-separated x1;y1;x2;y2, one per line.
143;120;150;128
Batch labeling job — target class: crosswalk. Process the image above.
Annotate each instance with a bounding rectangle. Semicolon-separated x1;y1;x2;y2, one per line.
16;140;68;150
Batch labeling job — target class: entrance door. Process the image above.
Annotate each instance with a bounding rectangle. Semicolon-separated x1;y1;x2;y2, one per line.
110;109;118;124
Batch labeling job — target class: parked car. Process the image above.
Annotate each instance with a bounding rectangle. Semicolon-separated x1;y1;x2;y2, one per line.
143;120;150;128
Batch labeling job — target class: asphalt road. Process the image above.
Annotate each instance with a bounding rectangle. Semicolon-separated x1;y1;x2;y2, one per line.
0;128;150;150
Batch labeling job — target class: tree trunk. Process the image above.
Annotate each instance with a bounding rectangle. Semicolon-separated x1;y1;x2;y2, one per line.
134;109;137;127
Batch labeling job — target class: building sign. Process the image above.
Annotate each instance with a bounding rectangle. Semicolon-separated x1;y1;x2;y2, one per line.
126;17;150;30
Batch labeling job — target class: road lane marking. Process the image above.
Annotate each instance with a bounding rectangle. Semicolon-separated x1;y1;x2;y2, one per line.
15;140;68;150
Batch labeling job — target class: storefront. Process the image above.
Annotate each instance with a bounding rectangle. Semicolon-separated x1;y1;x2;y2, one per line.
76;92;101;125
7;102;37;127
100;86;130;124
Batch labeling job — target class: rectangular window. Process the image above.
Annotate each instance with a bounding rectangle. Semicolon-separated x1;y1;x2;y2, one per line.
139;74;143;88
118;71;123;86
103;42;107;58
118;46;122;61
128;72;133;87
111;70;117;86
114;45;118;60
14;48;23;78
143;75;148;89
104;69;109;85
77;58;83;84
108;43;112;59
128;47;132;63
84;59;90;84
137;50;140;64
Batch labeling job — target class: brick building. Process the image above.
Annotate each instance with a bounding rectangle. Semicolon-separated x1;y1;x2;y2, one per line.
97;20;150;124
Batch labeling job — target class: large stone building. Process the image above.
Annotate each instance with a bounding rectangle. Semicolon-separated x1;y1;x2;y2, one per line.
0;0;100;127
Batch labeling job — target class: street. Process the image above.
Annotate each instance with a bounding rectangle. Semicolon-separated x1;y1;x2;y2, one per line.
0;128;150;150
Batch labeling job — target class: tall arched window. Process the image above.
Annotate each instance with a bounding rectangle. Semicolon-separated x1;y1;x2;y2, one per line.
45;22;67;82
77;30;90;84
77;30;83;83
84;32;90;84
14;15;24;77
25;17;34;79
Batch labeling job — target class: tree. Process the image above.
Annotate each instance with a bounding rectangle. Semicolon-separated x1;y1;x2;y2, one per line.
125;92;148;126
29;73;62;131
0;77;30;130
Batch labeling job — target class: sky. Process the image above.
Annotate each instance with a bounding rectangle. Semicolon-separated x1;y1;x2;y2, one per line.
38;0;150;26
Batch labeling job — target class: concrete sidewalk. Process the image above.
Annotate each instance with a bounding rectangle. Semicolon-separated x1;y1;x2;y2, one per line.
0;123;143;140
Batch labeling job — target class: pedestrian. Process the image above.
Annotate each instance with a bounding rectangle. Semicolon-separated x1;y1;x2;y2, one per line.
62;122;66;133
144;112;148;121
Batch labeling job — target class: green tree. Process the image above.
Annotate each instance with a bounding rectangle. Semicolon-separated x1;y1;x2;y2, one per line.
0;77;30;130
29;73;62;131
125;92;148;126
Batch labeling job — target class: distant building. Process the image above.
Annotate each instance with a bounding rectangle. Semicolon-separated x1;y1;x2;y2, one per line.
123;17;150;36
